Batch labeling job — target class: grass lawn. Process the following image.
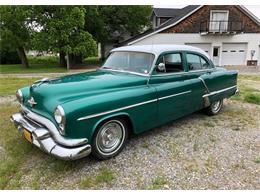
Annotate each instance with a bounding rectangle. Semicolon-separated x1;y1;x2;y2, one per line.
0;64;67;74
0;56;67;74
231;75;260;105
0;77;42;96
0;103;81;189
0;56;101;74
0;103;115;189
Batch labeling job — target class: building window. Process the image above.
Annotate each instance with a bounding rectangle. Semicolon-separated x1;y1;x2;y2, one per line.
213;47;219;57
210;10;229;32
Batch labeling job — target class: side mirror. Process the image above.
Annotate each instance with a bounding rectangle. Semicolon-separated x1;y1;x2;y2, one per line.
157;63;166;72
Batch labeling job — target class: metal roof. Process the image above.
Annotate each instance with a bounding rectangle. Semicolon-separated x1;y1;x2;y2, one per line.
111;44;210;59
153;8;182;18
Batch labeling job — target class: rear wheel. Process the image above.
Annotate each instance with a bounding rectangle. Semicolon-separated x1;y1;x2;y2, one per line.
204;99;223;116
91;118;128;160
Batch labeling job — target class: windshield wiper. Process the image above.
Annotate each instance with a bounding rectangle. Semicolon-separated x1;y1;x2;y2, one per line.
101;67;112;70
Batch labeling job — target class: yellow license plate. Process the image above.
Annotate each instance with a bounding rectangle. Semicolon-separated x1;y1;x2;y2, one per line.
23;129;32;143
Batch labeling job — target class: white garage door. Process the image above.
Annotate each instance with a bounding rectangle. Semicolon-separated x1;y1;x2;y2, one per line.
222;43;247;65
185;43;211;56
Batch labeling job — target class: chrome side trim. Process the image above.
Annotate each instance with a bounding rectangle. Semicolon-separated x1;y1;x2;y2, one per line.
198;77;210;93
77;99;158;121
151;68;216;77
202;85;237;98
158;90;191;100
78;90;192;121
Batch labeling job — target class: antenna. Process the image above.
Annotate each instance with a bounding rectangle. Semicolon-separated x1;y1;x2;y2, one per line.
147;29;156;86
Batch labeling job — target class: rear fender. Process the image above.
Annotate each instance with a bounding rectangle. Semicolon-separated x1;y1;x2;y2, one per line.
200;70;238;106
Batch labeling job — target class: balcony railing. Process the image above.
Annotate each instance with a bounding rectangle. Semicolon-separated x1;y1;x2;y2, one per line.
200;20;243;34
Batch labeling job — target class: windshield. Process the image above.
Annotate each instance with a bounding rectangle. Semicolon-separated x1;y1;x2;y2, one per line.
101;51;155;74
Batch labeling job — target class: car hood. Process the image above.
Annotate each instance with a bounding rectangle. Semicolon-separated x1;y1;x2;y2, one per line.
25;70;147;118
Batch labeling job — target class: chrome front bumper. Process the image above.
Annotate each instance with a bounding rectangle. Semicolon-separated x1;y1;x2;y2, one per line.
10;105;91;160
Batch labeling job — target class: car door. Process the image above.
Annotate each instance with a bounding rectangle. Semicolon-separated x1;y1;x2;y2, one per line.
183;51;238;107
148;52;193;125
181;52;214;110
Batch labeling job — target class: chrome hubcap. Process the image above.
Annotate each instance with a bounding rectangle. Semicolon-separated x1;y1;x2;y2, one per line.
211;101;221;112
96;121;124;154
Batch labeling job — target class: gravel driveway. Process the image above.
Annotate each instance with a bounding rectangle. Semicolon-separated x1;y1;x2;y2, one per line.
3;99;259;190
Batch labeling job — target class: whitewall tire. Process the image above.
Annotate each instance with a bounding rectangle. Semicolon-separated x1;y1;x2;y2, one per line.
91;118;129;160
205;99;223;116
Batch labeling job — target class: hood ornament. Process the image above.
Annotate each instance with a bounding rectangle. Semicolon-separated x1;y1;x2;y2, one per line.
28;97;37;107
32;77;50;88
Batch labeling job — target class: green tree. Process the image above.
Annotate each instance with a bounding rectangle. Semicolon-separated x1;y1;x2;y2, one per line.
99;5;152;38
95;5;152;60
0;6;33;68
33;6;97;67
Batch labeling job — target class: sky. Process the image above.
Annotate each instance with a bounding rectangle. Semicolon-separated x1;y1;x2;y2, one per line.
153;5;260;20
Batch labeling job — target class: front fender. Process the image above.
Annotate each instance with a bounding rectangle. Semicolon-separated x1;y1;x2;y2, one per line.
92;112;132;134
61;85;157;142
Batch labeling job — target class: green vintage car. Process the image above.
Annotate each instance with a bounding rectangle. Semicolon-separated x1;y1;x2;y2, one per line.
11;45;238;160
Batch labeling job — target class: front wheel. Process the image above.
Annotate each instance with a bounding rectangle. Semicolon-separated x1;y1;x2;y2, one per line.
91;118;129;160
204;99;223;116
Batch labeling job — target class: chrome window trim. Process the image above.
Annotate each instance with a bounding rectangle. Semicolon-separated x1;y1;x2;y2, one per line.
150;68;216;77
202;85;237;98
77;90;192;121
188;68;216;73
100;68;150;77
100;53;215;78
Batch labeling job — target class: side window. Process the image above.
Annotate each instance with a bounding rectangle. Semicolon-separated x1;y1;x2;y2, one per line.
186;53;211;71
157;53;184;73
200;57;211;69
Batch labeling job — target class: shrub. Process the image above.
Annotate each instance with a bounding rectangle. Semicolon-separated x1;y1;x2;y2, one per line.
28;56;59;65
0;49;21;64
83;56;101;65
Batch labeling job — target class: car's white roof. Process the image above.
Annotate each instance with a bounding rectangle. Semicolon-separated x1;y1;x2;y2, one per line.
111;44;210;59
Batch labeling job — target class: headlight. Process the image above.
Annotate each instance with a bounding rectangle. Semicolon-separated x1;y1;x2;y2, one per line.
16;89;23;103
54;105;66;135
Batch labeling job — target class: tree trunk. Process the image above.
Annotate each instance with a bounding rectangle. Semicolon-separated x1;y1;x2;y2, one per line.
67;54;83;68
59;51;66;67
68;54;76;68
74;55;83;65
17;47;29;68
66;53;70;70
101;43;106;62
